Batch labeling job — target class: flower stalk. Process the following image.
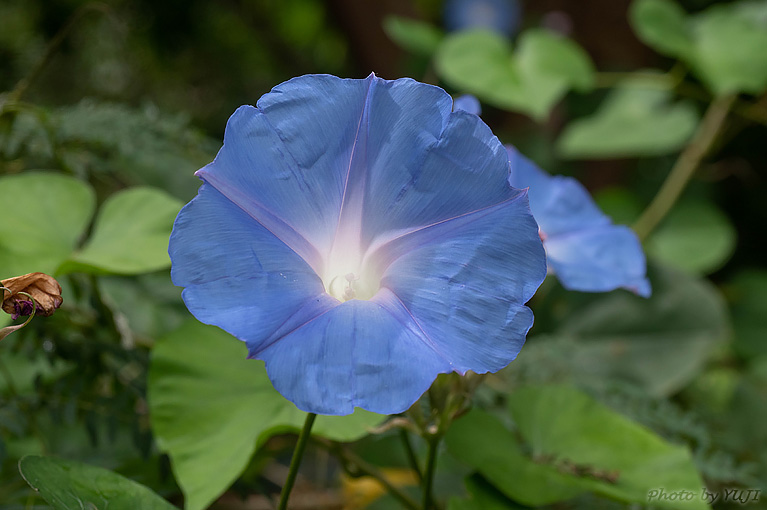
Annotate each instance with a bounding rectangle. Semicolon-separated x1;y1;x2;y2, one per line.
421;433;440;510
277;412;317;510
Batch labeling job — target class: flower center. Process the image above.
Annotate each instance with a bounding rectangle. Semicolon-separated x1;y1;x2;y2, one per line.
322;234;379;301
324;267;378;301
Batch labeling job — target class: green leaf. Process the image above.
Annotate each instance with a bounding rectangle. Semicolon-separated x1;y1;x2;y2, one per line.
0;172;94;277
557;80;699;158
446;408;585;506
630;0;767;95
646;200;736;274
435;29;594;120
593;187;644;225
19;455;178;510
447;389;707;508
630;0;694;57
728;269;767;358
689;3;767;95
65;187;183;275
148;320;384;510
509;385;708;508
383;16;443;56
554;264;730;396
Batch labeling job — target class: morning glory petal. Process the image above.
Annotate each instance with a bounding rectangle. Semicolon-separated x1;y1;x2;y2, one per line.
505;144;650;296
170;75;549;415
169;183;336;353
454;94;482;115
507;145;609;237
258;298;453;415
196;75;377;272
375;192;546;374
363;105;515;245
545;225;651;297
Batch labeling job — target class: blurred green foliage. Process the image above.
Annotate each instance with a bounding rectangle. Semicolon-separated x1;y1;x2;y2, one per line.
1;0;766;509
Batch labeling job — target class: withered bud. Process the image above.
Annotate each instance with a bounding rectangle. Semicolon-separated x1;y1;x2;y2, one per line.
1;272;63;318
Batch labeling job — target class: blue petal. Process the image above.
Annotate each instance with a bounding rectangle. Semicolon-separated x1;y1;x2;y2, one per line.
196;75;377;273
507;145;610;237
454;94;482;115
170;75;550;415
443;0;522;35
362;103;516;248
506;145;650;296
546;225;651;297
169;183;338;353
258;298;453;415
373;192;546;374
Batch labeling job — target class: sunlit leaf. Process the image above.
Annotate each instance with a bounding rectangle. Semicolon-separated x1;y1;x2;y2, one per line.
690;3;767;95
630;0;767;95
19;455;178;510
148;320;384;510
65;187;183;275
630;0;693;57
0;173;94;277
435;29;594;119
557;80;699;158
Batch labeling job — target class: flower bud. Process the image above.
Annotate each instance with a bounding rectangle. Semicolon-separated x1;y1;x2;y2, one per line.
1;272;63;318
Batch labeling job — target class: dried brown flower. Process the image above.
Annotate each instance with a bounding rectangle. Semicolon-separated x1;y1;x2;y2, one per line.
1;272;63;319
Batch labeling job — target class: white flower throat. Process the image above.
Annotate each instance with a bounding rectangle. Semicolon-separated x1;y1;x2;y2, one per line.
322;226;378;302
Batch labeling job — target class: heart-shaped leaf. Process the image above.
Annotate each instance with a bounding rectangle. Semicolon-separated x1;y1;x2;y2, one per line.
631;0;767;95
557;79;699;158
148;320;384;510
435;29;594;120
65;187;184;275
0;173;94;277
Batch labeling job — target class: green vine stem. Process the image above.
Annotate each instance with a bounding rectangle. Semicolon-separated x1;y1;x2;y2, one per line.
277;412;317;510
421;433;440;510
633;94;736;241
399;428;423;482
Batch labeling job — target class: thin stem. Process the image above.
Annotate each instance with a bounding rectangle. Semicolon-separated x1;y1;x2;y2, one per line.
421;435;440;510
399;428;423;482
277;412;317;510
633;94;736;240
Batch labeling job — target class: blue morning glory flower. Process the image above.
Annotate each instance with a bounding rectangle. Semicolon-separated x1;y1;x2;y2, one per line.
443;0;522;36
169;74;547;416
506;145;651;297
453;94;481;116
